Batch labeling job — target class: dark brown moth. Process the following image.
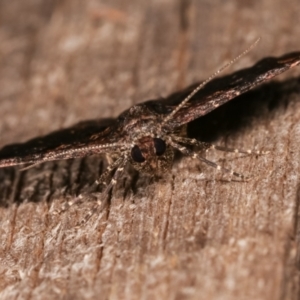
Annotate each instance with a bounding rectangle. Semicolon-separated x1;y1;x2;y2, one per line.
0;41;300;190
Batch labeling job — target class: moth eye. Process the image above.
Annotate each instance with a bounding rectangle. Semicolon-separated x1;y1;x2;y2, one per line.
153;138;166;156
131;145;145;163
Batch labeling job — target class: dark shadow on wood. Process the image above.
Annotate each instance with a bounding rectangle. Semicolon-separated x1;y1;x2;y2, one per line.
187;77;300;142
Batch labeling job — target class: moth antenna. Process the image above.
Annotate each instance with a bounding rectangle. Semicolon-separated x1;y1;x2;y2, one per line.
161;37;261;127
0;142;129;169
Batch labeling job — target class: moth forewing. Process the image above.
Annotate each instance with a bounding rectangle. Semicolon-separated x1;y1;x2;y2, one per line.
0;45;299;185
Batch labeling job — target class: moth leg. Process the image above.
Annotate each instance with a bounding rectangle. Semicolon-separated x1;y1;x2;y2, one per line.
194;154;247;179
52;196;81;216
170;136;211;151
20;162;44;171
171;136;268;155
100;156;127;195
53;156;126;219
95;155;124;187
169;140;247;180
80;154;122;191
206;144;268;155
77;157;127;227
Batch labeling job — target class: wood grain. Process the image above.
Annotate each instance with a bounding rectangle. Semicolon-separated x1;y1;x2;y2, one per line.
0;1;300;299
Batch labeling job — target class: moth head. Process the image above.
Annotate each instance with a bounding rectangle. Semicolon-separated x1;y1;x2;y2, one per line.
129;136;174;174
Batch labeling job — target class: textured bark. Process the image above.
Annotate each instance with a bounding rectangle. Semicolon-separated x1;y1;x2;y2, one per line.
0;1;300;299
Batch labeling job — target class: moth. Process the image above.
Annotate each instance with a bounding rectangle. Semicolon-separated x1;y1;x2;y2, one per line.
0;40;300;191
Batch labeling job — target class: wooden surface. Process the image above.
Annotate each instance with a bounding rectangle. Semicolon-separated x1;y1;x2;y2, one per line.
0;1;300;299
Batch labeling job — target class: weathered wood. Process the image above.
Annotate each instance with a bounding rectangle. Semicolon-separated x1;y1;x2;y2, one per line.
0;1;300;299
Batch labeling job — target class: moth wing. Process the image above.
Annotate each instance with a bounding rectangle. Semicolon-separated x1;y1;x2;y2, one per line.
0;118;118;167
157;51;300;127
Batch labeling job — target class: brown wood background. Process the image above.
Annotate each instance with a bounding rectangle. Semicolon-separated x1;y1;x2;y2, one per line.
0;1;300;299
